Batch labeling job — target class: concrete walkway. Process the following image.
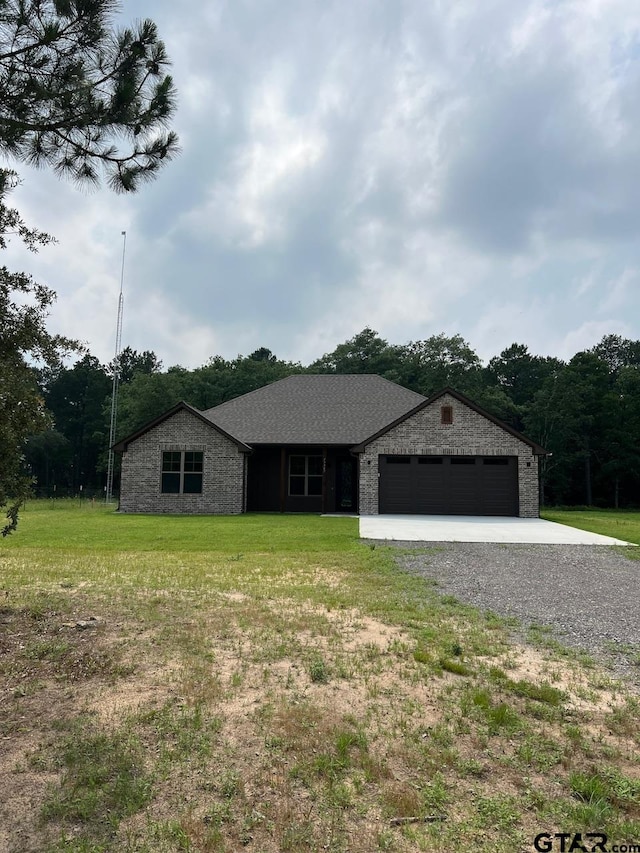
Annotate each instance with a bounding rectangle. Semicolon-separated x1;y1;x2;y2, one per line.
359;515;633;545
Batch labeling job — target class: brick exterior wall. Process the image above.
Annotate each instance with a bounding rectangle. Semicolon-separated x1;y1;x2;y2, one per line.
119;410;246;514
358;393;540;518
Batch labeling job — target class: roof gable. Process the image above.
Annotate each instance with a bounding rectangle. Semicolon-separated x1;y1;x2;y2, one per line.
113;401;251;453
352;386;548;454
204;374;426;445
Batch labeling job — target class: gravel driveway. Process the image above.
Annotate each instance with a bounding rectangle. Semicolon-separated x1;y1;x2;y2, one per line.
388;542;640;686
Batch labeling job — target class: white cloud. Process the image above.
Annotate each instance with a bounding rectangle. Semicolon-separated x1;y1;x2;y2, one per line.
125;291;220;367
558;320;634;360
598;267;638;312
574;267;602;298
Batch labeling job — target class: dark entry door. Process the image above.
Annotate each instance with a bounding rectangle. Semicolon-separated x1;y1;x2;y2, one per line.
379;455;518;516
335;456;358;512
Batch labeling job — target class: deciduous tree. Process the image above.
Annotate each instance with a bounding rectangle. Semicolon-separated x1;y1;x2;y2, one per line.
310;328;402;377
396;333;483;397
0;171;75;533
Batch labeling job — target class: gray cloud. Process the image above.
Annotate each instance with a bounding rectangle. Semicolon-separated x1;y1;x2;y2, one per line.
6;0;640;368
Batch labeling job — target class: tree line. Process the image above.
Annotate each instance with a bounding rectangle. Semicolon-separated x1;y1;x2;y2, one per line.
24;330;640;509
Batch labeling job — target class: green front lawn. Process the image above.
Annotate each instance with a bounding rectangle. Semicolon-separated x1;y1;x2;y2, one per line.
9;499;359;552
542;508;640;547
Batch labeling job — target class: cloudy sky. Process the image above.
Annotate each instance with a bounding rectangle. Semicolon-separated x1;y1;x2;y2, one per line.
6;0;640;368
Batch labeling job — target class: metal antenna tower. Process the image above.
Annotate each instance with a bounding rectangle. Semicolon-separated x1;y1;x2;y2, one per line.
106;231;127;504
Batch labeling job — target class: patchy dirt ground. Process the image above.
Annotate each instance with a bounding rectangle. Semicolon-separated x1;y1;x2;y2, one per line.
1;590;639;853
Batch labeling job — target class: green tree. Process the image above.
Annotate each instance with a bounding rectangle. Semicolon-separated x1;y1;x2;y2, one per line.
395;333;483;397
0;172;75;533
248;347;278;363
486;343;563;429
487;343;563;406
310;328;402;376
602;366;640;507
526;353;611;506
212;351;300;404
0;0;178;191
23;429;72;493
183;357;235;411
44;354;111;491
590;334;640;374
109;346;162;384
584;336;640;507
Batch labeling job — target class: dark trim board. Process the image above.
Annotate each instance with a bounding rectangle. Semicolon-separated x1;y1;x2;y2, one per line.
379;454;519;516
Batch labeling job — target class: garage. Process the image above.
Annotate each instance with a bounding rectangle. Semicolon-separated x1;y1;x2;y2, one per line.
378;455;519;516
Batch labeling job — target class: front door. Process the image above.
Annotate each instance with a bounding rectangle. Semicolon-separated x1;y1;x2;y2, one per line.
335;456;358;512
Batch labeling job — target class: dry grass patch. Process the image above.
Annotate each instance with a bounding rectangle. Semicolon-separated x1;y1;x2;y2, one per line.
2;589;639;852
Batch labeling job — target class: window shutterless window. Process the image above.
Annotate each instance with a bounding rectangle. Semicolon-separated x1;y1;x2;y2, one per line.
161;451;203;494
183;451;204;493
289;455;323;496
161;451;182;493
441;405;453;425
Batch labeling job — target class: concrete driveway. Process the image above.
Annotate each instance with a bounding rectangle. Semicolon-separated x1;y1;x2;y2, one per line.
359;515;633;545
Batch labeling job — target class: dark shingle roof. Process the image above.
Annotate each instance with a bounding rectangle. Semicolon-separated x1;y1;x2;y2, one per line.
203;374;426;445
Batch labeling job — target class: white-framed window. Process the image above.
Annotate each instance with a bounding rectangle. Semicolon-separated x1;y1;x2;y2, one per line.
289;455;323;496
161;450;203;494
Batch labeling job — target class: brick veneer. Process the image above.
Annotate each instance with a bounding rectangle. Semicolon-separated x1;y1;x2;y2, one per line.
119;409;246;514
358;394;540;518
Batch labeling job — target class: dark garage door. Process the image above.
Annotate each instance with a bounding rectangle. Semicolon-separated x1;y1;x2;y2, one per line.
379;455;519;516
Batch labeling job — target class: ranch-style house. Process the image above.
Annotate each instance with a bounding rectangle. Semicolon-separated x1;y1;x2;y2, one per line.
114;374;546;517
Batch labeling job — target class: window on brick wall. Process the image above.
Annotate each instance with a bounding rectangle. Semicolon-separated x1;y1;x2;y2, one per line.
161;451;203;494
441;405;453;425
